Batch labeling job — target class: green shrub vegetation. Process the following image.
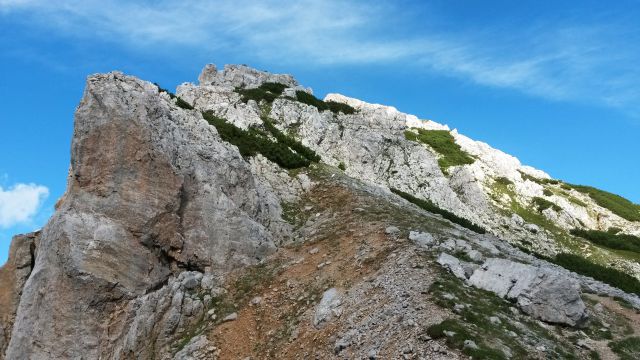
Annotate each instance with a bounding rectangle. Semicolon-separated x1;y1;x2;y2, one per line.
262;118;321;162
236;82;289;104
543;189;553;196
494;177;513;186
390;188;486;234
608;227;623;234
532;197;562;212
154;82;176;99
202;111;312;169
609;336;640;360
552;253;640;295
338;162;346;171
235;85;357;114
564;184;640;222
404;129;475;173
237;87;279;103
293;91;356;115
524;178;639;221
570;228;640;254
518;171;560;185
326;100;356;114
259;82;287;94
295;90;328;111
175;97;194;110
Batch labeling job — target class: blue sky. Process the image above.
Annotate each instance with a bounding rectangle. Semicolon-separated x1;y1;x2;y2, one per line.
1;0;640;265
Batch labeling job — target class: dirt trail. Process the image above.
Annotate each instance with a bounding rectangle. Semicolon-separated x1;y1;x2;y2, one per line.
585;294;640;360
211;184;400;359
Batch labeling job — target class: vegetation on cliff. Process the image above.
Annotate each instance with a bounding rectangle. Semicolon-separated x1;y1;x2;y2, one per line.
404;129;475;173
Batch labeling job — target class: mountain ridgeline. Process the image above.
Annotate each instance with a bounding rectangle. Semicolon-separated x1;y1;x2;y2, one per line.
1;64;640;359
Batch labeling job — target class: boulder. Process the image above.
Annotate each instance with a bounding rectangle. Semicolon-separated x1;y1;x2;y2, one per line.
385;226;401;236
437;253;467;280
408;231;435;247
314;288;342;327
468;258;588;326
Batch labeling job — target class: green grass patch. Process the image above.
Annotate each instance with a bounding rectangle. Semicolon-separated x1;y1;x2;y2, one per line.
494;177;513;186
564;184;640;222
566;194;588;207
571;229;640;254
613;296;635;310
552;253;640;295
427;319;507;359
492;181;563;235
390;188;486;234
231;261;282;305
543;189;553;196
281;201;305;229
175;97;194;110
582;316;614;341
609;336;640;360
532;197;562;212
202;111;311;169
404;129;475;173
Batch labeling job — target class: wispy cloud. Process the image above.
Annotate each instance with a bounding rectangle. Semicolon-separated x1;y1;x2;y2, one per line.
2;0;640;115
0;183;49;228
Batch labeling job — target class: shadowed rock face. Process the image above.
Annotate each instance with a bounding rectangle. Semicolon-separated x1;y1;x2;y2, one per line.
1;72;284;359
0;233;37;356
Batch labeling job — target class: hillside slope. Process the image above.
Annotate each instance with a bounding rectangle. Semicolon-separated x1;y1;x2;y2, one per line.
1;64;640;359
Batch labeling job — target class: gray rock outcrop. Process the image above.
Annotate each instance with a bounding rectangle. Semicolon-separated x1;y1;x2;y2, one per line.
2;72;287;359
468;258;588;326
198;63;298;89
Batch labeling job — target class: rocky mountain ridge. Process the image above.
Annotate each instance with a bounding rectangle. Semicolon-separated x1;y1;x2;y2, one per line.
1;63;640;359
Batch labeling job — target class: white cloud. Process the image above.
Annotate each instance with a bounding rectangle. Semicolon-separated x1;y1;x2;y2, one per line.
0;183;49;228
3;0;640;115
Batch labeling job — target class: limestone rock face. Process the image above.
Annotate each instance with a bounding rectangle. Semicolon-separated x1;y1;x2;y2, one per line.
2;72;285;359
198;63;298;88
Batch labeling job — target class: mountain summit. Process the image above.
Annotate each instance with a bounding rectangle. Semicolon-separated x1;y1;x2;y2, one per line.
1;64;640;359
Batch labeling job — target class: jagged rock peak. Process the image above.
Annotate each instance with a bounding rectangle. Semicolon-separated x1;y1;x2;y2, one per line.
198;63;299;89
